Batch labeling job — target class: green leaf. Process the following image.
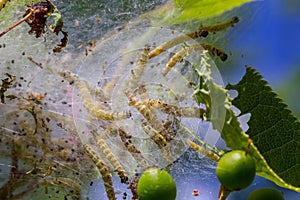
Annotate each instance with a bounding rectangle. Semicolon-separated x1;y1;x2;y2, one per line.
193;57;300;192
170;0;253;22
226;66;300;192
192;53;249;151
49;1;63;35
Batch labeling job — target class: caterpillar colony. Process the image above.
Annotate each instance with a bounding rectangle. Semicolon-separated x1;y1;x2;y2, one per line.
57;16;238;200
0;13;239;199
57;17;239;199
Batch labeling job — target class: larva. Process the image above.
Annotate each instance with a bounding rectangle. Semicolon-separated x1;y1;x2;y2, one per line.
128;97;151;120
87;82;110;102
118;129;141;154
125;45;150;92
96;138;128;184
58;70;131;120
103;45;150;95
141;122;174;163
84;144;116;200
148;29;207;59
141;122;168;149
162;43;227;76
201;17;239;33
200;43;228;61
161;43;202;76
186;139;220;162
148;17;238;59
135;45;150;70
128;96;164;131
148;99;206;119
118;129;149;167
148;35;190;59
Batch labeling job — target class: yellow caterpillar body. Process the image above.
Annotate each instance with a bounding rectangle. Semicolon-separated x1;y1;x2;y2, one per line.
0;0;11;11
84;144;116;200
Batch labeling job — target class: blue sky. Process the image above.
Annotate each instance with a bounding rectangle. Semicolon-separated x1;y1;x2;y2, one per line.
224;0;299;81
219;0;300;116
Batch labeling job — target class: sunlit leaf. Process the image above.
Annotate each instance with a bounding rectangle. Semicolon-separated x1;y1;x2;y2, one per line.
226;66;300;192
170;0;253;22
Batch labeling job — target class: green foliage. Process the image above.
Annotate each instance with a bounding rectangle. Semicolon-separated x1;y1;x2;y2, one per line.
49;1;63;35
226;66;300;192
192;54;249;150
170;0;253;22
193;58;300;192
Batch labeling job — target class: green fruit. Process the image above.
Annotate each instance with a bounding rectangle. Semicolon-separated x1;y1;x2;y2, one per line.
247;188;284;200
216;150;256;191
137;168;176;200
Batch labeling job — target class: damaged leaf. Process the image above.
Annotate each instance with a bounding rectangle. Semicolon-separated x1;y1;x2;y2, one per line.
0;0;68;52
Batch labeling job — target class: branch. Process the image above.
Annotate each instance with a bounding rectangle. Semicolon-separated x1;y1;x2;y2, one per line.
0;10;33;38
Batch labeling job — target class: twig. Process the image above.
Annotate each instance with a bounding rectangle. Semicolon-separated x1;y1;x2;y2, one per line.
0;10;33;38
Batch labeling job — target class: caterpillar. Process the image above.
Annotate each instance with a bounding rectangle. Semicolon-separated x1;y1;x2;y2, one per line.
96;138;128;184
134;45;150;73
141;122;174;163
148;17;238;59
161;43;203;76
128;97;151;120
103;45;150;95
0;0;10;11
118;129;141;154
87;83;110;102
200;43;228;61
118;129;149;167
148;99;206;119
162;43;227;76
127;96;165;132
141;122;168;149
148;31;206;59
83;144;116;200
58;70;131;120
125;45;150;92
201;16;239;33
186;139;220;162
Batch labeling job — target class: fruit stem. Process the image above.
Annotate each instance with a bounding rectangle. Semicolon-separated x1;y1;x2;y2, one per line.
218;185;232;200
245;139;253;156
